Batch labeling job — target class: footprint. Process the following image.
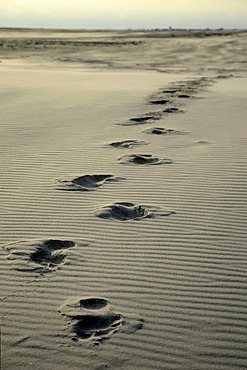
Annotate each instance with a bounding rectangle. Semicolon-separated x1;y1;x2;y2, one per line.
198;140;209;145
217;74;234;79
95;202;150;221
129;117;153;124
29;240;75;269
129;112;161;123
59;297;144;344
3;239;81;273
108;140;147;149
119;112;161;126
59;297;123;343
142;127;188;136
95;202;175;221
118;153;173;165
142;127;174;135
57;174;122;191
162;89;178;94
163;107;181;114
149;99;170;105
177;94;191;99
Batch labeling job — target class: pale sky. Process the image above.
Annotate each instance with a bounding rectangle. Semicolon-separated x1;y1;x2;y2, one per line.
0;0;246;29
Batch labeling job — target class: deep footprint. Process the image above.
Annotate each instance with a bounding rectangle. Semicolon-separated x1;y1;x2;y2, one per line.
59;297;123;343
109;140;147;149
3;239;80;272
95;202;150;221
57;174;122;191
118;153;173;165
142;127;187;135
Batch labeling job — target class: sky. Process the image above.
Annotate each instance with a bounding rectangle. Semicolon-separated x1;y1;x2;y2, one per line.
0;0;246;29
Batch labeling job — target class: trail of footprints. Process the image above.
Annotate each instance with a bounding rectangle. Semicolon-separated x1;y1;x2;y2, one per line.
3;77;215;345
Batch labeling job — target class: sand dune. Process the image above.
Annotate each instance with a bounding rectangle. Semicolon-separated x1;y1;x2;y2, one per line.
0;29;247;370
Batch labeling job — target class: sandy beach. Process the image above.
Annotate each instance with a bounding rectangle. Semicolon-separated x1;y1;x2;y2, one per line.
1;29;247;370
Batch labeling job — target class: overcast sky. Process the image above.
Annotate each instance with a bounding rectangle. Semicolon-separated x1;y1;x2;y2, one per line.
0;0;246;29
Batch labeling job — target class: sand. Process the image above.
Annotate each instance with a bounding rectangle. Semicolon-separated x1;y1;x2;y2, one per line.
0;29;247;370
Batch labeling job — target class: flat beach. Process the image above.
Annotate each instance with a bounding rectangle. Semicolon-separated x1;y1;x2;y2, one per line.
1;29;247;370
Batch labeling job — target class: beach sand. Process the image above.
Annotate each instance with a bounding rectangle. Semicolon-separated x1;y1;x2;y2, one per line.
0;29;247;370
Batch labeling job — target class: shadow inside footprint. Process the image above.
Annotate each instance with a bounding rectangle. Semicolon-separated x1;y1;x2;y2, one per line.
3;239;79;273
130;116;154;123
129;112;161;124
162;90;178;94
80;298;108;310
57;174;122;191
30;240;75;269
118;154;173;165
149;99;170;105
109;140;147;149
163;107;181;114
59;297;123;343
119;112;161;126
73;313;122;341
95;202;150;221
177;94;191;99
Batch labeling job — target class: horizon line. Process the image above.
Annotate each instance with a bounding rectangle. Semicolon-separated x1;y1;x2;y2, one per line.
0;26;246;31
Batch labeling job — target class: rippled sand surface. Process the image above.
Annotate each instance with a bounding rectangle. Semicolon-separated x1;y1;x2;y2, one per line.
0;29;247;370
